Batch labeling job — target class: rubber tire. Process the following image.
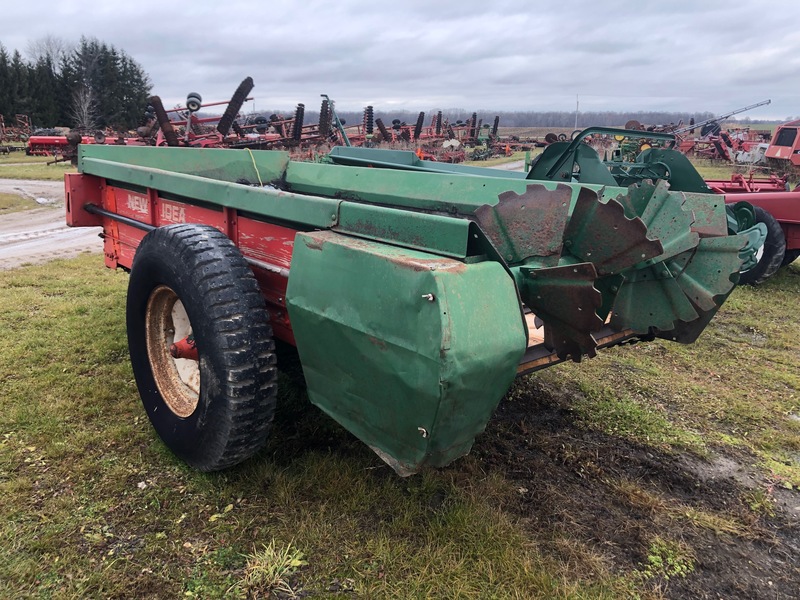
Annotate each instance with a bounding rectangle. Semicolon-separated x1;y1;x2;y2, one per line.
738;206;786;285
781;249;800;267
186;92;202;112
127;224;277;471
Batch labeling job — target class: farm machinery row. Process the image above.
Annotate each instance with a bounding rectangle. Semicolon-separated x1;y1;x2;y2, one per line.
29;77;522;163
0;113;32;153
622;100;778;166
1;113;109;158
65;118;772;477
140;78;506;162
614;99;800;197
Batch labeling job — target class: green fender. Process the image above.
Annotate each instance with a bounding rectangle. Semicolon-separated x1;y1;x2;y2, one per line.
286;231;528;475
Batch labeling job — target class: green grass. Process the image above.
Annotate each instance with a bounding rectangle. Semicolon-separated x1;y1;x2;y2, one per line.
0;256;636;599
525;266;800;486
0;161;75;181
2;253;798;598
0;152;58;164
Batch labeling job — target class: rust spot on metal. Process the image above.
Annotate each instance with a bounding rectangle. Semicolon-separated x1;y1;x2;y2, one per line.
519;262;604;358
473;183;572;265
516;328;637;375
383;254;466;273
564;188;663;275
304;238;325;251
145;286;200;418
367;336;387;350
310;230;467;272
345;218;428;250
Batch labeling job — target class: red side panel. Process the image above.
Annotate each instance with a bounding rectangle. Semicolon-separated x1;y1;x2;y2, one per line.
66;175;300;344
726;191;800;252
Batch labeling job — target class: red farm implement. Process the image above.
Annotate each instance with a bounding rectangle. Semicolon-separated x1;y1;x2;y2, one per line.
1;114;32;147
765;119;800;172
64;140;752;476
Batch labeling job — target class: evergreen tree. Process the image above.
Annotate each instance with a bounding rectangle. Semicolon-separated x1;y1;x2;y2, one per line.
0;44;11;119
29;56;59;126
9;50;30;118
0;36;151;130
66;37;151;130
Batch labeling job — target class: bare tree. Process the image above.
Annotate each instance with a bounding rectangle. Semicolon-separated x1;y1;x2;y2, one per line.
70;84;99;130
25;34;73;72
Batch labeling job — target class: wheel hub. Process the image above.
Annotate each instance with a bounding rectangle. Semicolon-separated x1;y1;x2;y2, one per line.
145;285;200;417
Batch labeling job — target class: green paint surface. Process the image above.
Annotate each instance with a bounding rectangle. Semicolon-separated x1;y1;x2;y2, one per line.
286;231;527;474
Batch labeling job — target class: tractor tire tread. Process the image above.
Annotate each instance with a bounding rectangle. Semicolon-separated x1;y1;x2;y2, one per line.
127;224;277;472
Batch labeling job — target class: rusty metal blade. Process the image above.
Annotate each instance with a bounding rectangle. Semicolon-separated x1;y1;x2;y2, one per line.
473;183;572;265
564;188;663;275
519;262;603;358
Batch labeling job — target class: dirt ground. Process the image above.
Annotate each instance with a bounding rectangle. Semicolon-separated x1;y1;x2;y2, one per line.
0;178;102;270
472;377;800;599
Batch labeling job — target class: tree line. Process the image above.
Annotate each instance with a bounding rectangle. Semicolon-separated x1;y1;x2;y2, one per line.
0;36;151;131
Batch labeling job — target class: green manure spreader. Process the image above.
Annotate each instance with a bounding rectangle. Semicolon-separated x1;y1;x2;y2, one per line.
65;143;754;476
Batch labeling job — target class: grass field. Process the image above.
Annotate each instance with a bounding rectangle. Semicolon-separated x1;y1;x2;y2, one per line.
0;151;60;164
0;158;75;181
2;264;799;597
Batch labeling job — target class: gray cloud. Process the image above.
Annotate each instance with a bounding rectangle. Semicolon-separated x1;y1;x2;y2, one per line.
1;0;797;119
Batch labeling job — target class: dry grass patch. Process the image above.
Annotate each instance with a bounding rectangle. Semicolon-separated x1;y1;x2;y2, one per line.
0;192;38;213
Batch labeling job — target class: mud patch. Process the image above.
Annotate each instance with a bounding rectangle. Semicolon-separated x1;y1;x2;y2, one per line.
472;377;800;599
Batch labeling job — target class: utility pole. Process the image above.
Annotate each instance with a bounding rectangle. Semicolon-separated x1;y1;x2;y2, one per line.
574;95;579;130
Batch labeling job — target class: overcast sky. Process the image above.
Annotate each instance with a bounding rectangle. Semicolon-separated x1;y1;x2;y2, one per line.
2;0;798;120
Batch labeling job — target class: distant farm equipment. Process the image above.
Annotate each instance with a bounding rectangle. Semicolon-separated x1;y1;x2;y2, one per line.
0;114;32;142
765;119;800;172
625;101;773;164
18;75;581;164
138;79;509;162
0;114;32;152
